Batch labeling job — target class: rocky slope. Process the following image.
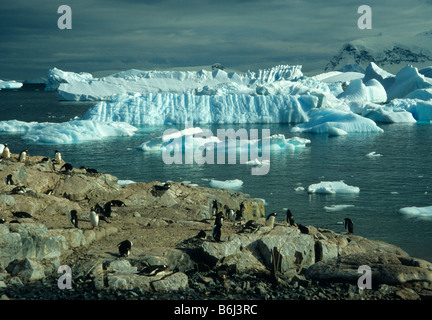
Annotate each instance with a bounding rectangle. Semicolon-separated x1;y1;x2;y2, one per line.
1;152;432;300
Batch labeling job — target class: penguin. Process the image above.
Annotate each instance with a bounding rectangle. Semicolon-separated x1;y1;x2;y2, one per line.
138;264;170;277
1;144;10;159
240;220;260;233
151;182;171;196
0;218;6;224
224;205;235;222
103;201;112;218
196;230;207;239
6;174;14;185
344;218;354;234
12;211;33;219
68;210;79;228
265;212;277;229
212;211;223;242
118;240;133;257
110;200;126;207
297;224;309;234
60;163;73;172
94;203;104;214
55;150;62;163
10;186;27;194
80;166;98;174
89;207;99;229
211;200;218;217
18;150;28;163
48;158;56;173
286;209;296;226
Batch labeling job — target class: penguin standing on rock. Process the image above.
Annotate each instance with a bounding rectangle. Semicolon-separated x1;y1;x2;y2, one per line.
286;209;296;226
118;240;133;257
1;144;10;160
68;210;79;228
344;218;354;234
211;200;218;217
266;212;277;229
89;207;99;229
212;212;224;242
18;150;28;163
55;150;62;163
6;174;14;185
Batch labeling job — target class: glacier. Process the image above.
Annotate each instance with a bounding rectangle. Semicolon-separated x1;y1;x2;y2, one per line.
0;119;137;145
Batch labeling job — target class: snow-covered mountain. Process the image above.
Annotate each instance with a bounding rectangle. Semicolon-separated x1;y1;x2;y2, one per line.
325;32;432;74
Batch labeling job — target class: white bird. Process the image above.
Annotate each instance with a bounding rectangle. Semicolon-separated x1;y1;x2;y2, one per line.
55;150;62;163
265;212;277;229
1;144;11;159
90;207;99;229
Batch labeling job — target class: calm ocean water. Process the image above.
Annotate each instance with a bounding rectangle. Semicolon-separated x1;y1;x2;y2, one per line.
1;86;432;262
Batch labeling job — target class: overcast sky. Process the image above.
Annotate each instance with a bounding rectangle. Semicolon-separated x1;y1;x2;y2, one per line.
1;0;431;80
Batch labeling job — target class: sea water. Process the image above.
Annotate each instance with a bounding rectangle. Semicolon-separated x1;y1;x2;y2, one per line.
1;87;432;262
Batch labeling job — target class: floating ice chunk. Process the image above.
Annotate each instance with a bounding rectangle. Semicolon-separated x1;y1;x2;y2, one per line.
324;204;355;212
366;151;382;157
209;179;243;190
0;119;137;144
294;186;305;192
291;109;383;134
398;206;432;219
0;80;23;89
308;181;360;194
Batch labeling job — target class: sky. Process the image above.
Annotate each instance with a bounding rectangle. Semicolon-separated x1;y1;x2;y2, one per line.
1;0;431;80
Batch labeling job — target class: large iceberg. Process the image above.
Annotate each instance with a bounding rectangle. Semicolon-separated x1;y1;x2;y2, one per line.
0;119;137;144
82;92;318;125
51;65;303;101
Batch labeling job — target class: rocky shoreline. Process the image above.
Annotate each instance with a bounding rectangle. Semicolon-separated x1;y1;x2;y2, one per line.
1;152;432;301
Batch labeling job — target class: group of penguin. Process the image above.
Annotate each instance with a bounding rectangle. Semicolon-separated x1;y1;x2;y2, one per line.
208;201;355;243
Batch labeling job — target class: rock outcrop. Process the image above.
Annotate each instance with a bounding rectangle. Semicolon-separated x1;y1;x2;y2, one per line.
1;153;432;300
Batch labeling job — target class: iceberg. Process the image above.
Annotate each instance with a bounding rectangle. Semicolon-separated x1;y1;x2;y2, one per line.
83;93;318;125
52;65;303;101
386;65;432;100
362;62;395;91
0;80;23;89
45;67;93;91
209;179;243;190
291;109;384;134
324;204;355;212
399;206;432;219
385;98;432;122
337;78;387;103
0;119;137;145
308;181;360;194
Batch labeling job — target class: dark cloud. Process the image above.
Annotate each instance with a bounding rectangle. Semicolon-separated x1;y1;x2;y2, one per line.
0;0;429;79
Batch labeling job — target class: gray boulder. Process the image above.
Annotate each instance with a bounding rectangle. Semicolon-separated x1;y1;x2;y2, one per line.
305;252;432;286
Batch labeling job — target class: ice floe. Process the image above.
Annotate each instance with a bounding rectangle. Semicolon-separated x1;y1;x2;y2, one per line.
0;119;137;144
209;179;243;190
307;181;360;194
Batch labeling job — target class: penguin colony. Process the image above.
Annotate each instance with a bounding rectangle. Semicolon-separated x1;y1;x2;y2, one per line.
1;143;355;272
